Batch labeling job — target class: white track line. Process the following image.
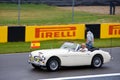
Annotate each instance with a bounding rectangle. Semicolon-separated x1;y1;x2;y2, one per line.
39;73;120;80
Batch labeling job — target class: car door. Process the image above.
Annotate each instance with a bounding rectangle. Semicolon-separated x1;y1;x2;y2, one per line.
61;51;92;66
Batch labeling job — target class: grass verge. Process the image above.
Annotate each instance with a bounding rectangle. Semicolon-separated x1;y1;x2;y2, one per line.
0;38;120;54
0;3;120;25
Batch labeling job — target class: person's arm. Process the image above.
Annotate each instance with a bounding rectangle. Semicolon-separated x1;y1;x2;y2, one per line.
84;48;88;52
91;32;94;43
79;48;88;52
86;32;89;43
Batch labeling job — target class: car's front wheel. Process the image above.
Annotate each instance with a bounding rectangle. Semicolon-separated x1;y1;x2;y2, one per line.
91;55;103;68
47;58;60;71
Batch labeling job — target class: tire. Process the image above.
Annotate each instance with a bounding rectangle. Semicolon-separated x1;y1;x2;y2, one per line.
91;55;103;68
47;58;60;71
32;64;40;69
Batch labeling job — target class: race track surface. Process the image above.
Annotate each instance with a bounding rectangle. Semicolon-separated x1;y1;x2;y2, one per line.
0;47;120;80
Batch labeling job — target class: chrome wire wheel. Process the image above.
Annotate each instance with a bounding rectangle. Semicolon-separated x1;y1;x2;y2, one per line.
49;60;58;71
92;56;103;68
47;58;60;71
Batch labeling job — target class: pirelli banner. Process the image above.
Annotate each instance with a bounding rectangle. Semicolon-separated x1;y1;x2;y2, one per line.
0;26;25;43
25;24;85;42
0;23;120;43
0;26;8;43
101;23;120;38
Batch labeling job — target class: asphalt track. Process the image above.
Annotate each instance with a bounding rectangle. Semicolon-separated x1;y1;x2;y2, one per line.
0;47;120;80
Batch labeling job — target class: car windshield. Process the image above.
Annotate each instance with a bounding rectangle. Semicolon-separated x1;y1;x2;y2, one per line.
60;42;77;51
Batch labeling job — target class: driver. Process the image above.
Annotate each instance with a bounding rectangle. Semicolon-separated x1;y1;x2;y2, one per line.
79;43;88;52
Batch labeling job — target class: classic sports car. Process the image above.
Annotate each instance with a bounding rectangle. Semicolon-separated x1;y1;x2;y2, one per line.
28;42;111;71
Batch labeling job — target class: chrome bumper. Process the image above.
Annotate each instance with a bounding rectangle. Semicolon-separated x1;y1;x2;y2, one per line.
28;59;46;66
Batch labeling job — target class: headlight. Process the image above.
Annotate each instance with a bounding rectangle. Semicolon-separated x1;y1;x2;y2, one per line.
39;55;46;61
41;55;46;61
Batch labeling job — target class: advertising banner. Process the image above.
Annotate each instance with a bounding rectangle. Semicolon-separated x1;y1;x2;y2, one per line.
101;23;120;38
25;24;85;42
0;26;8;43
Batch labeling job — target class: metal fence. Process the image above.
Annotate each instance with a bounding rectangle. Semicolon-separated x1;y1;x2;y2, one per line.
0;0;120;25
0;0;120;6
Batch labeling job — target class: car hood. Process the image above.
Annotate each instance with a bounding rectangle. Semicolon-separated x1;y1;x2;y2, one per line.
31;48;69;56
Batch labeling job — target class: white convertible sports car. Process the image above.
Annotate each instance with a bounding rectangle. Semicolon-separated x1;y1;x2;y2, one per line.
28;42;111;71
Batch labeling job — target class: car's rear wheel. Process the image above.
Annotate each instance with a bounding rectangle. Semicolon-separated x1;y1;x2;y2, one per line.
47;58;60;71
91;55;103;68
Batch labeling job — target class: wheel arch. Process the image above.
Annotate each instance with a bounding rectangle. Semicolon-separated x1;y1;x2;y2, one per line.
91;54;104;64
47;56;61;66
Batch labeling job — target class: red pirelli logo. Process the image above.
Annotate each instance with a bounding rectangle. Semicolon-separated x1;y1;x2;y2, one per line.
35;27;76;38
109;25;120;35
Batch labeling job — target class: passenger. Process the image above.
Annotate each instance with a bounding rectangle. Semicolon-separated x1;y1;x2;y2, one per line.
79;43;88;52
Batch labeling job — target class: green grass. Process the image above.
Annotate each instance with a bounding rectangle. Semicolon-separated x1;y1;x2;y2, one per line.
0;3;120;25
0;39;120;54
0;3;120;54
